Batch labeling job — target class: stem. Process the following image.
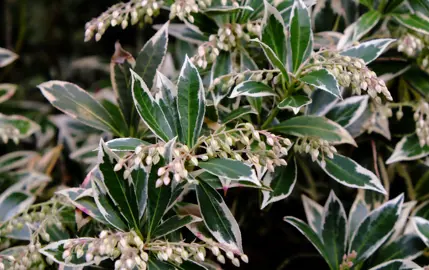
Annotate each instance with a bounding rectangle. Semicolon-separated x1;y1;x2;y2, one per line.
397;164;416;200
261;107;280;129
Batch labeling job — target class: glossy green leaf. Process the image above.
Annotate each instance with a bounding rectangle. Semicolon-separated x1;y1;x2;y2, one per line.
383;0;406;13
251;39;289;81
302;195;324;235
289;0;313;73
394;14;429;35
135;22;169;89
326;95;369;127
153;215;202;239
261;158;297;209
369;260;420;270
270;116;356;145
157;24;207;45
196;180;243;253
221;106;257;124
341;39;395;64
261;1;287;64
210;51;233;104
230;81;277;98
412;217;429;247
131;70;175;141
147;257;177;270
105;138;147;152
306;88;340;116
278;95;312;114
0;47;18;68
386;134;429;164
349;194;404;264
299;69;341;98
198;158;260;186
38;81;122;135
348;195;369;240
177;56;205;147
0;84;17;103
0;191;34;222
318;154;386;194
338;10;381;48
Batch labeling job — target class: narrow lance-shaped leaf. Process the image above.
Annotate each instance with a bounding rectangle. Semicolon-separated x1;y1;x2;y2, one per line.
278;95;312;114
221;106;257;124
371;234;425;265
326;95;369;128
134;22;169;89
198;158;260;186
412;217;429;247
0;47;18;68
251;39;289;82
368;260;420;270
177;56;205;147
394;14;429;35
37;81;121;135
230;81;277;98
0;84;17;103
348;194;369;240
261;0;287;64
349;194;404;264
321;191;347;270
131;167;148;221
341;39;395;64
261;158;297;209
302;195;324;235
0;191;34;222
386;134;429;164
196;180;243;254
152;215;203;239
131;70;175;141
299;69;341;98
270;116;356;146
210;51;232;104
318;154;387;194
289;0;313;73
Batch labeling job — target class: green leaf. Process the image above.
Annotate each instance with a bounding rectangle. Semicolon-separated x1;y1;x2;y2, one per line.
349;194;404;264
412;217;429;247
321;191;347;270
383;0;406;13
306;88;340;116
0;151;38;173
261;1;287;64
0;114;40;143
131;167;148;220
221;106;257;124
230;81;277;98
261;158;297;209
196;180;243;253
210;51;233;105
38;81;122;135
278;95;312;114
386;134;429;164
98;140;140;230
348;195;369;241
105;138;147;152
0;83;17;103
289;0;313;73
394;14;429;35
299;69;341;98
197;171;270;191
0;47;18;68
341;39;395;64
135;22;169;89
302;194;324;235
177;56;206;147
156;24;207;45
198;158;260;186
131;70;175;141
270;116;356;146
283;216;330;265
403;66;429;97
39;238;108;267
369;260;420;270
91;175;128;231
153;215;202;239
338;10;382;48
371;234;425;266
147;257;177;270
204;5;253;14
251;39;289;81
318;154;386;194
0;191;34;222
326;95;369;127
147;162;172;240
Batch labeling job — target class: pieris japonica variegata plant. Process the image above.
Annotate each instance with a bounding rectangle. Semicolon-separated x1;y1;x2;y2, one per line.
4;0;429;269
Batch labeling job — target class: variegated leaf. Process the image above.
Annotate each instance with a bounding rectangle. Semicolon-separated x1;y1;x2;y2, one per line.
153;215;203;239
251;39;289;81
386;134;429;164
261;0;287;64
302;195;324;235
0;48;18;68
326;95;369;127
0;84;17;103
230;81;277;98
412;217;429;247
0;114;40;143
394;14;429;35
368;260;420;270
278;95;312;114
299;69;341;98
341;39;395;64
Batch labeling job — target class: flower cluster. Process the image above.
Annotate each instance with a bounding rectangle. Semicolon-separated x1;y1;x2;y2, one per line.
293;137;337;165
315;53;393;103
0;243;44;270
60;230;248;269
170;0;212;22
339;250;357;270
84;0;162;42
414;101;429;147
115;123;292;187
398;33;425;57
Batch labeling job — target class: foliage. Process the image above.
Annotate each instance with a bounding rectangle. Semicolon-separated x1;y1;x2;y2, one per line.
3;0;429;269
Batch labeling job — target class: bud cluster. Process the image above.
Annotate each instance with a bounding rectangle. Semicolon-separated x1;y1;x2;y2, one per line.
84;0;162;42
1;243;44;270
314;53;393;103
398;33;425;57
294;137;337;165
339;250;357;270
414;101;429;147
148;240;248;267
170;0;212;22
0;124;20;144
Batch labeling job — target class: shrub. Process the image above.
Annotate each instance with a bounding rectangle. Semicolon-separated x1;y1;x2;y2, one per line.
2;0;429;269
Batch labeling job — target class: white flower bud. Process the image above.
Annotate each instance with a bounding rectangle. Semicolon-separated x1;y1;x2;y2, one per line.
217;254;225;264
232;258;240;267
197;252;205;261
226;251;234;259
114;163;123;172
86;252;94;262
156;178;163;188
